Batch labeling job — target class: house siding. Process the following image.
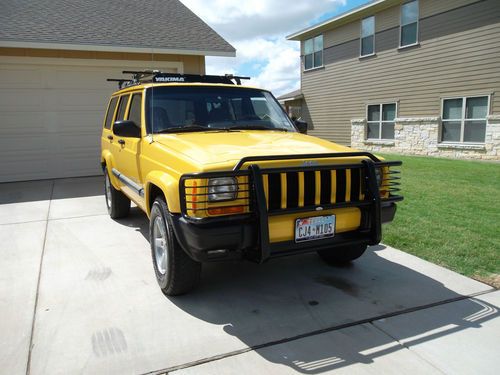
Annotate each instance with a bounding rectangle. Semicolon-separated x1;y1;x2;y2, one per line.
300;0;500;145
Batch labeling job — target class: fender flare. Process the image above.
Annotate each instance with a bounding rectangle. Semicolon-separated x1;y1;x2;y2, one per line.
101;150;121;189
144;171;181;216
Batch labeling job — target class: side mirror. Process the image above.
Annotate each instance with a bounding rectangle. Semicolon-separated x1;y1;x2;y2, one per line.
113;120;141;138
294;119;308;134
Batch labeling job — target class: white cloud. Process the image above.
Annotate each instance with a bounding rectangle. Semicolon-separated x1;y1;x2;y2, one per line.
180;0;346;96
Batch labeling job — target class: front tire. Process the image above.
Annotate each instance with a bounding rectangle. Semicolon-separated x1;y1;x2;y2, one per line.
104;168;130;219
317;244;368;266
150;197;201;296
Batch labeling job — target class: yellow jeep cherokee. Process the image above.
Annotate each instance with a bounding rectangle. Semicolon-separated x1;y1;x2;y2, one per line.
101;71;403;296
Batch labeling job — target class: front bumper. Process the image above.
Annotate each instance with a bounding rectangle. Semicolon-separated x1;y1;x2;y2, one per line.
170;202;397;263
173;152;403;263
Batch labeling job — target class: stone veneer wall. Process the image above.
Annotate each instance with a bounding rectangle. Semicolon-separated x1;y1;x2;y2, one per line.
351;115;500;160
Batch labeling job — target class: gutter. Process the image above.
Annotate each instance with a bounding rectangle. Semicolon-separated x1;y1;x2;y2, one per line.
0;40;236;57
286;0;391;41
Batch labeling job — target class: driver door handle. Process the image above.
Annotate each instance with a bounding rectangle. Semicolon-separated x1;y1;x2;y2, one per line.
118;139;125;145
107;135;113;140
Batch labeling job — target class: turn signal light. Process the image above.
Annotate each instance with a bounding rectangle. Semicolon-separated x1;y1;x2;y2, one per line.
208;206;244;215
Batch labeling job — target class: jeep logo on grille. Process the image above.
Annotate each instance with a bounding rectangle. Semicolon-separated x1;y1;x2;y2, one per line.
302;160;319;167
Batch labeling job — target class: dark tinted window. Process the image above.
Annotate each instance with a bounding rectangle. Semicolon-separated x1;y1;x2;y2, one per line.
128;94;142;128
116;95;130;121
104;97;118;129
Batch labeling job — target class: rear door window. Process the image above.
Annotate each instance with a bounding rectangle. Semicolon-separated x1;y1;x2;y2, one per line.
104;97;118;129
127;93;143;128
116;95;130;121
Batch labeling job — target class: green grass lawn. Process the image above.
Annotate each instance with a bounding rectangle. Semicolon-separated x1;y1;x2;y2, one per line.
379;153;500;287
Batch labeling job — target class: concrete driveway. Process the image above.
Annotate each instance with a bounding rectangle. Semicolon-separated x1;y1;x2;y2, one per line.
1;176;498;375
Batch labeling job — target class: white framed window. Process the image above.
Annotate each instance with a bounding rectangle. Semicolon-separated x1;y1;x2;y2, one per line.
400;0;419;47
367;103;397;140
304;35;323;70
360;16;375;57
441;96;489;143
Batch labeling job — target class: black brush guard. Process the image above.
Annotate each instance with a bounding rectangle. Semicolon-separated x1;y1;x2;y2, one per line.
178;152;403;263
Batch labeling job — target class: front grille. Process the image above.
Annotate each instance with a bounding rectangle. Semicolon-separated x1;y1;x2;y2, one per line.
262;166;367;213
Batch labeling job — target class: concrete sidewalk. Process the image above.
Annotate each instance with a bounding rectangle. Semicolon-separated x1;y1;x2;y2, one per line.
0;177;498;375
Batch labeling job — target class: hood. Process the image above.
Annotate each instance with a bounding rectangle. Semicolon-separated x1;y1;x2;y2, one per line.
153;130;354;167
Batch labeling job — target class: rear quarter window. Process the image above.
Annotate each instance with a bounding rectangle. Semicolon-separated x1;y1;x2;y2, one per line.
104;96;118;129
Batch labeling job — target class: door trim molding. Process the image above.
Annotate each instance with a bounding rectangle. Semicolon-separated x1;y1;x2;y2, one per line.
112;168;144;197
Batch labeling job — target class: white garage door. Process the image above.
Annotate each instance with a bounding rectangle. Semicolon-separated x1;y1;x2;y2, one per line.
0;56;180;182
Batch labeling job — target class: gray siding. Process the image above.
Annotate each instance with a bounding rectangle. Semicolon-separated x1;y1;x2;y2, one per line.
301;0;500;145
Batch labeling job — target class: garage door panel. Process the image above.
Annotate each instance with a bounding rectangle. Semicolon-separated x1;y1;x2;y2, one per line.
55;111;103;131
0;134;50;154
0;112;48;134
45;89;109;110
0;66;43;89
54;69;118;89
58;134;100;153
0;89;45;111
59;157;102;178
0;157;50;182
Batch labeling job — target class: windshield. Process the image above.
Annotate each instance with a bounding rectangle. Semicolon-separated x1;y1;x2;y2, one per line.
145;86;296;134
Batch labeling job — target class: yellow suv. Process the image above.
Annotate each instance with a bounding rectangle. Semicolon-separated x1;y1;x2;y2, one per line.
101;71;403;295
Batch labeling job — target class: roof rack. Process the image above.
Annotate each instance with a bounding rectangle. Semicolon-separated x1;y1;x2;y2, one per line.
106;70;250;89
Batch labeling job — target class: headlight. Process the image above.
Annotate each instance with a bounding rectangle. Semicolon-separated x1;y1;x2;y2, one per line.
208;177;238;201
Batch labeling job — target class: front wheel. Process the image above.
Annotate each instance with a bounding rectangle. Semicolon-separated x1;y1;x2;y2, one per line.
317;244;368;266
150;197;201;296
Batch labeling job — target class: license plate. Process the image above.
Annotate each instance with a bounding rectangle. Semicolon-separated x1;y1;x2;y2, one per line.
295;215;335;243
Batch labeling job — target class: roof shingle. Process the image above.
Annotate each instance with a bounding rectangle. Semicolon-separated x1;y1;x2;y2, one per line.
0;0;235;56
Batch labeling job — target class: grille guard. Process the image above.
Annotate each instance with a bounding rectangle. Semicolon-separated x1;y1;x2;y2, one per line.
179;152;403;262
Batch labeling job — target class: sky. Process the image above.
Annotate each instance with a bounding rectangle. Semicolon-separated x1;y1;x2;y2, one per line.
180;0;368;97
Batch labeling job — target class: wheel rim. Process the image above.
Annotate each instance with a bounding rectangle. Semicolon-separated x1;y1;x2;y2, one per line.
104;173;112;209
153;216;168;276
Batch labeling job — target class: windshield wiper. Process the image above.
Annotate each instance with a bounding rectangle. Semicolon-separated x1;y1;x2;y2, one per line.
155;125;216;134
227;125;289;132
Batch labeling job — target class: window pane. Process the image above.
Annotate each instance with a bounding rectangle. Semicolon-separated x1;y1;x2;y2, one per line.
367;122;380;139
381;122;395;139
304;54;313;70
116;95;129;121
464;120;486;142
128;94;142;128
382;103;396;121
361;16;375;37
314;51;323;67
314;35;323;52
401;22;418;46
443;98;463;120
401;0;418;25
104;96;118;129
368;105;380;121
466;97;488;119
361;36;374;56
441;121;461;142
304;39;313;55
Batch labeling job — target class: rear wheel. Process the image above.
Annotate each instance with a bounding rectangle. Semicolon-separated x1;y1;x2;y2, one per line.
317;244;368;266
150;197;201;296
104;168;130;219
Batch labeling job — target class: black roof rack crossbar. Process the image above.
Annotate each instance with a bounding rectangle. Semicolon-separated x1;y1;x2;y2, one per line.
106;70;250;89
